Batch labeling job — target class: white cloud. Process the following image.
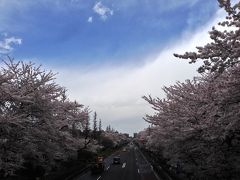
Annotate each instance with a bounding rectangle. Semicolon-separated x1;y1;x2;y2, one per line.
55;8;226;134
87;16;93;23
0;36;22;54
93;1;113;21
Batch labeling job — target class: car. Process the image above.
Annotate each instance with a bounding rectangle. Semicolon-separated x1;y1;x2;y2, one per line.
113;156;121;164
122;148;127;152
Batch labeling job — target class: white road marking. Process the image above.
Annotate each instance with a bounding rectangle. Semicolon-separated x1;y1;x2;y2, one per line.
138;169;140;173
137;147;162;180
122;162;126;168
107;166;110;170
151;165;153;170
97;176;101;180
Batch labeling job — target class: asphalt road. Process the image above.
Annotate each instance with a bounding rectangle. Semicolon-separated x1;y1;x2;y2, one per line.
73;144;160;180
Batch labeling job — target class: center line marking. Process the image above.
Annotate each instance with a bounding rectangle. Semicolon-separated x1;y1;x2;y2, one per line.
138;169;140;173
97;176;101;180
122;162;126;168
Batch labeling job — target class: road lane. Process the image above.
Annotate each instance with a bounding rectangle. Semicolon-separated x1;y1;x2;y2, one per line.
135;147;160;180
119;147;140;180
73;144;159;180
101;146;140;180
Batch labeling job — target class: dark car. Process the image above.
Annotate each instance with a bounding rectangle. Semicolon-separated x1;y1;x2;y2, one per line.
113;156;121;164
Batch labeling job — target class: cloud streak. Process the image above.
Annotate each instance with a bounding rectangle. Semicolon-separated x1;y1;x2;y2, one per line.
93;1;113;21
0;36;22;54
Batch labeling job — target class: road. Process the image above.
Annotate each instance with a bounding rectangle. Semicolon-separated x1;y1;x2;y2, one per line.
72;144;160;180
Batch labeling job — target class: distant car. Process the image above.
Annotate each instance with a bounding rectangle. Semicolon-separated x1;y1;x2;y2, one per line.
122;148;127;152
113;156;121;164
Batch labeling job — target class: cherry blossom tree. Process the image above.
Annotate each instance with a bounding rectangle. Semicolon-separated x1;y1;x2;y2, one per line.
102;130;129;148
0;58;90;177
143;68;240;178
142;0;240;177
174;0;240;73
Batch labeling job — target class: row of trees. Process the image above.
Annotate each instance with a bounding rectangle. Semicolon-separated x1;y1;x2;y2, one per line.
138;0;240;179
0;59;91;177
0;58;129;178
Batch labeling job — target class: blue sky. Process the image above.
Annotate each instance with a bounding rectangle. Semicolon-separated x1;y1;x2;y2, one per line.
0;0;222;134
1;0;217;65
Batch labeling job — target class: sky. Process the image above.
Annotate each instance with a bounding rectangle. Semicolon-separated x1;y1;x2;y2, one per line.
0;0;226;135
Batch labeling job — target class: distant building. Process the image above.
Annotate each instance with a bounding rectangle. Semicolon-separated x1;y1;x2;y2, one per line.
123;133;129;138
133;133;138;138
